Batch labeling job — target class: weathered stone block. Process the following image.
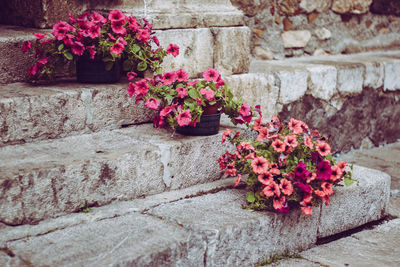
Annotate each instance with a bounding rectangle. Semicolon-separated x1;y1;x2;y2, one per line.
276;68;308;104
149;190;320;266
225;73;280;119
332;0;373;14
156;28;213;78
212;27;251;76
7;213;204;266
363;61;384;89
306;65;337;101
318;165;390;238
0;125;232;224
281;30;312;48
384;61;400;91
300;0;332;13
336;63;364;95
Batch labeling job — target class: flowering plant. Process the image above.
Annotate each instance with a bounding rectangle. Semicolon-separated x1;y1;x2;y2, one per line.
21;9;178;81
218;115;356;216
127;68;256;130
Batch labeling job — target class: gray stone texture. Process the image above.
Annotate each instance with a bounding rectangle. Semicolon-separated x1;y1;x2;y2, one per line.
212;27;251;76
232;0;400;59
149;190;320;266
300;219;400;267
6;213;204;266
0;82;155;146
318;165;390;238
0;124;232;225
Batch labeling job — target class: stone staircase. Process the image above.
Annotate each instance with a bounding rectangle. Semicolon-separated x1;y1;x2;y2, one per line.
0;1;397;266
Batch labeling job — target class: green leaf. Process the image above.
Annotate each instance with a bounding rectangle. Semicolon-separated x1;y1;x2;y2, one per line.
137;61;147;71
105;61;114;71
132;44;140;53
63;52;73;61
246;192;256;203
344;177;354;186
188;88;201;99
58;44;64;51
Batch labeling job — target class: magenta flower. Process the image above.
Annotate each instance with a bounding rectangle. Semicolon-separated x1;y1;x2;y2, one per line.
28;64;39;76
86;45;96;59
203;68;220;82
166;44;179;57
37;57;48;67
111;20;127;36
160;105;175;117
33;33;47;40
152;36;160;46
317;160;332;180
144;97;160;110
162;71;177;85
88;25;101;39
127;72;137;80
134;79;150;96
238;104;252;123
200;88;215;102
108;9;126;22
294;161;310;181
22;41;32;53
137;28;151;42
176;69;189;82
110;41;124;55
176;110;192;127
176;87;188;98
91;11;106;24
71;41;84;56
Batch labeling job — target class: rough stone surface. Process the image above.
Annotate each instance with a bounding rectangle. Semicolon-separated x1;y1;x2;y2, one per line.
149;190;320;266
383;61;400;91
0;25;49;84
332;0;373;14
301;219;400;266
212;27;251;76
314;27;331;40
306;64;337;100
278;87;400;152
0;124;232;225
225;73;280;119
299;0;332;13
281;30;312;48
318;165;390;238
6;213;204;266
156;28;214;78
254;46;273;60
276;68;308;104
336;62;364;95
278;0;299;15
371;0;400;16
0;82;155;146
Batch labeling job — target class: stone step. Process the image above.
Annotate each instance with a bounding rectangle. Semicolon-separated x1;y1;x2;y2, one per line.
0;81;155;146
0;24;250;84
226;50;400;152
0;0;244;30
0;123;234;225
0;165;390;266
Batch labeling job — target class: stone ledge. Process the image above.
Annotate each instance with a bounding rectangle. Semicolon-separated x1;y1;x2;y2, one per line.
1;165;389;266
0;124;233;225
0;81;155;146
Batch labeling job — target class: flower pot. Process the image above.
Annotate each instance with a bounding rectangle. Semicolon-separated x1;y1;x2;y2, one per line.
176;112;221;136
76;57;121;83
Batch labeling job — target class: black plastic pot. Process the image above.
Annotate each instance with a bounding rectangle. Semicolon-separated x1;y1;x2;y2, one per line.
176;112;221;136
76;57;121;83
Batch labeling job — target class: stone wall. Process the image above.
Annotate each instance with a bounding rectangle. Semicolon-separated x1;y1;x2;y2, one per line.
231;0;400;59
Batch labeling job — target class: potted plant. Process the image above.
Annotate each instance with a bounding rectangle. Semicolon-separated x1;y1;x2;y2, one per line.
218;115;356;215
127;67;256;135
21;9;179;83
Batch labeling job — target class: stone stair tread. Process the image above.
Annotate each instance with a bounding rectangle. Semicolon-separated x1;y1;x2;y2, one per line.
0;123;233;225
0;165;390;266
0;81;155;146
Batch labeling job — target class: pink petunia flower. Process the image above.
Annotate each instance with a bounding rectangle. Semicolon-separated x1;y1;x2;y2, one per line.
162;71;177;85
330;165;343;182
200;88;215;102
160;105;176;117
176;87;188;98
152;36;160;46
202;68;220;82
88;24;101;39
71;41;85;56
28;64;39;76
284;135;298;148
273;196;286;210
279;179;293;196
272;139;285;153
86;45;96;59
137;28;151;42
225;162;237;177
288;118;304;135
176;110;192;127
317;160;332;180
221;128;233;144
33;33;47;40
110;41;125;55
251;156;269;175
37;57;48;67
234;174;242;187
144;97;161;110
187;80;199;86
127;72;137;80
108;9;126;22
316;141;331;157
166;44;179;57
176;69;189;82
261;181;280;198
111;20;127;36
22;41;32;53
258;172;273;185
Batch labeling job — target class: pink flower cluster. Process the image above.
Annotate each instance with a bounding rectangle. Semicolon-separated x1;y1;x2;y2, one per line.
127;67;249;130
218;116;353;216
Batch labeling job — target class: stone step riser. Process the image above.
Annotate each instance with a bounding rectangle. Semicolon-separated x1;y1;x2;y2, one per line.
0;165;390;266
0;25;250;84
0;125;232;225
